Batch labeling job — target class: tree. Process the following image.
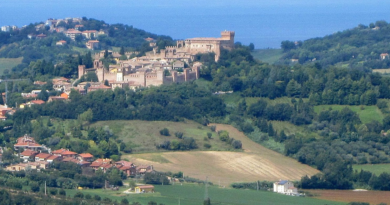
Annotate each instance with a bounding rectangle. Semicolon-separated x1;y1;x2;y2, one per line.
37;88;49;101
78;108;93;123
159;128;170;136
249;43;255;51
119;46;125;55
121;198;129;205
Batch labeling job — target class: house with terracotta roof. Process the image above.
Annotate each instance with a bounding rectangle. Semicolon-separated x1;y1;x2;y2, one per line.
90;161;103;170
135;185;154;193
52;148;67;156
34;81;47;86
78;153;94;162
30;100;45;105
61;150;77;158
56;40;67;46
35;153;52;161
6;163;28;171
136;165;154;175
14;134;43;151
20;149;38;162
87;84;111;92
46;155;61;163
82;30;98;39
86;40;99;50
60;92;69;99
65;29;82;41
62;157;79;163
36;33;47;39
48;96;66;102
381;53;389;60
74;24;84;30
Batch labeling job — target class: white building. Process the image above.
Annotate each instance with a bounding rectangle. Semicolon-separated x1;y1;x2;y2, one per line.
273;180;298;196
1;26;10;32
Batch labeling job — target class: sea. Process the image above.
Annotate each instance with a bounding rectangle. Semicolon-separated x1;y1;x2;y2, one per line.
1;0;390;48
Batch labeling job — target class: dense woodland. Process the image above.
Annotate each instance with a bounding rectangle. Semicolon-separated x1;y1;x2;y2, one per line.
2;19;390;197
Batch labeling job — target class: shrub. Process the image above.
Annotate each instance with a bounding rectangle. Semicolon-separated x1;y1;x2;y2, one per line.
210;126;216;132
30;182;40;192
94;195;101;201
103;197;112;202
121;198;129;205
160;128;170;136
123;145;132;153
85;194;91;200
74;192;84;199
49;189;57;195
204;137;208;141
207;132;212;139
175;132;183;139
232;140;242;149
218;131;230;142
204;143;211;149
59;189;66;196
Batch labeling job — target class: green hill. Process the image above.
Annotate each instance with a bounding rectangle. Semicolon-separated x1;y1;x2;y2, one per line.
279;20;390;70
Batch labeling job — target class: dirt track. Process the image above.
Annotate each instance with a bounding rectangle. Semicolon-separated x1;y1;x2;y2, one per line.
125;124;319;186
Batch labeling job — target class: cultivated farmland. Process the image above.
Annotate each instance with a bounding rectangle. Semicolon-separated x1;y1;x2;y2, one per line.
124;123;319;185
305;189;390;204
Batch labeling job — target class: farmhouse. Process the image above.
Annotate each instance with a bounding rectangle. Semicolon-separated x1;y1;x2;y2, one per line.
135;185;154;193
273;180;298;196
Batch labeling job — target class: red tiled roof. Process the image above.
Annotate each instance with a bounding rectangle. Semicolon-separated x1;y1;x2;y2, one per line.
62;150;77;155
115;161;133;167
79;153;93;158
118;165;132;171
47;155;60;160
35;153;51;159
52;148;67;154
90;162;103;167
31;100;45;105
100;164;113;169
20;149;38;156
78;161;91;165
62;157;78;163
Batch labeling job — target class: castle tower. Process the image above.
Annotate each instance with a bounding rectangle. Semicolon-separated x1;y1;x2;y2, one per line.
157;69;165;84
177;40;184;48
96;68;104;82
221;31;235;41
171;70;177;83
184;68;190;82
78;65;86;79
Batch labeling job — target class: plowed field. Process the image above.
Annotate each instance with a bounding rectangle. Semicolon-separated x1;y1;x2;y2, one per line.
124;124;319;185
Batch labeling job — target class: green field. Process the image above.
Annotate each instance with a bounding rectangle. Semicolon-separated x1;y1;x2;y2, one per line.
92;120;233;153
251;49;283;64
0;57;23;73
353;164;390;175
66;184;344;205
314;105;383;124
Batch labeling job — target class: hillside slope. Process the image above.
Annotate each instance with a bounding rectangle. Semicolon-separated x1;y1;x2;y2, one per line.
124;123;319;185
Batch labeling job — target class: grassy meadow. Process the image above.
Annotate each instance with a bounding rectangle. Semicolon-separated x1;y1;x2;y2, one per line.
0;57;22;73
353;164;390;175
92;120;233;153
251;49;283;64
65;184;344;205
314;105;384;124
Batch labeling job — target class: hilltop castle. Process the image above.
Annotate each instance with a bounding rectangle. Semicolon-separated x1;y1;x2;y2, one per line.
78;31;235;89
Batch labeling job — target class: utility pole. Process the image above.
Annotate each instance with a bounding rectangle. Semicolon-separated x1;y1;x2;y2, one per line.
45;181;47;196
0;78;28;108
204;176;210;205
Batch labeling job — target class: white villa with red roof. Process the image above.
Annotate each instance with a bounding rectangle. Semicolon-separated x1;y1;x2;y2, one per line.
14;134;43;151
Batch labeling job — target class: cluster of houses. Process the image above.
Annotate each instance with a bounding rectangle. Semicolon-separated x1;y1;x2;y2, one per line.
6;134;153;177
